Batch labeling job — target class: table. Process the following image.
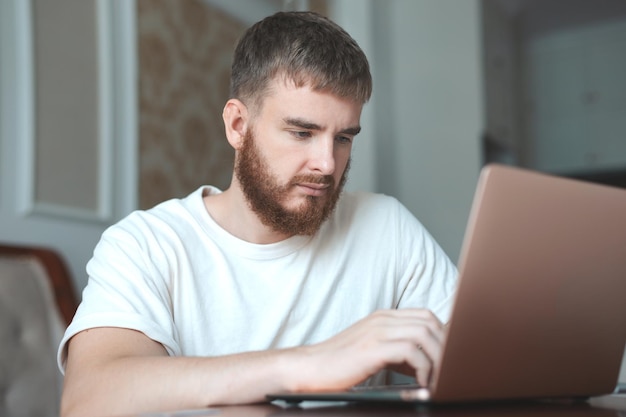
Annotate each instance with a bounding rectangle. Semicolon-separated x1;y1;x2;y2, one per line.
134;394;626;417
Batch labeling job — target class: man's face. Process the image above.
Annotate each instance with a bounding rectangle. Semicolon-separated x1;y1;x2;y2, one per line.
234;80;362;236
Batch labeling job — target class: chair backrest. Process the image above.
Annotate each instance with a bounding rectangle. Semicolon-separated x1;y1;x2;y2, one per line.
0;244;78;417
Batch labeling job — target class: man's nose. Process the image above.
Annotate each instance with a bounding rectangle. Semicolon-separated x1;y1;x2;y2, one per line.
309;137;336;175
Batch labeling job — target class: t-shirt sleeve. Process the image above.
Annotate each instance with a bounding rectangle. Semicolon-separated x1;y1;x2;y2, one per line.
392;199;458;323
57;212;180;372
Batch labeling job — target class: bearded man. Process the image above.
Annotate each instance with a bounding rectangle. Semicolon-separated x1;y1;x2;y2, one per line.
58;11;457;417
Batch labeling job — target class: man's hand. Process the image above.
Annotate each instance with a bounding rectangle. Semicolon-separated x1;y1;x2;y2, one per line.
291;308;446;391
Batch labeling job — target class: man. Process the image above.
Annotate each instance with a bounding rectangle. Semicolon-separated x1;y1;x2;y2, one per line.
59;11;457;417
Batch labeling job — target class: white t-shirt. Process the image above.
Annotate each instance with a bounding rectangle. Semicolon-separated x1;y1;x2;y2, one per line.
58;186;457;372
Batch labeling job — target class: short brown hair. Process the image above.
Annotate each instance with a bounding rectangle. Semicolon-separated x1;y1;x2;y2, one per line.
230;11;372;110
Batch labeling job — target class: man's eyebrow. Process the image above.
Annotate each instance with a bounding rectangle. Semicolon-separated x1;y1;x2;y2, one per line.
284;117;322;131
340;126;361;136
283;117;361;136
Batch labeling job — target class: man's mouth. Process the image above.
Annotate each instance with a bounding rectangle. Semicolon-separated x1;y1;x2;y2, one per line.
296;182;331;197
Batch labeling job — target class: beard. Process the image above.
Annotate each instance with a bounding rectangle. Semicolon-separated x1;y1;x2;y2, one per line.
235;129;349;236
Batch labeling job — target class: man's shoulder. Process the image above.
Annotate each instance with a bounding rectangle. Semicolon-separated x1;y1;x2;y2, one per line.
107;186;212;236
148;185;215;214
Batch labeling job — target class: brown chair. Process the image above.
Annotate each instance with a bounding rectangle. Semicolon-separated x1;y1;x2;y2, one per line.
0;243;79;417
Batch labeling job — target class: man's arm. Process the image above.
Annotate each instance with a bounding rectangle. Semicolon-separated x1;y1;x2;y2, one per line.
61;309;444;417
61;327;297;417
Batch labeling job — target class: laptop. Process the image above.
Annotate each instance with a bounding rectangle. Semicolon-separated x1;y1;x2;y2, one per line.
267;164;626;404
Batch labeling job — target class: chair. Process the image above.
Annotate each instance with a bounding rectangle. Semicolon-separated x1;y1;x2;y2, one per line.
0;244;78;417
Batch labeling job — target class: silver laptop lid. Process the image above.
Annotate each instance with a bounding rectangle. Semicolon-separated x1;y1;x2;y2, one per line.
433;164;626;402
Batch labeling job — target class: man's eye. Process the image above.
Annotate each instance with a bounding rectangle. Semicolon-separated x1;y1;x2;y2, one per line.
291;131;311;139
336;136;353;144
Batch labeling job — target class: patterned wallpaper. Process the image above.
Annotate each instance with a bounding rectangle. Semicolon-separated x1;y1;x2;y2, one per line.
137;0;244;209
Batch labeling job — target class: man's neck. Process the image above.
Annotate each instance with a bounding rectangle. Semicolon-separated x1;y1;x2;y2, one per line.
203;185;293;244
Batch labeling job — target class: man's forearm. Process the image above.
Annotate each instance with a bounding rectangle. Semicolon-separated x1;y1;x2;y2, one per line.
62;309;444;417
61;348;300;417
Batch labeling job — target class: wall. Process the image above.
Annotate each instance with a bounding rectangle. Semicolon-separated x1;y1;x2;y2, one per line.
371;0;484;262
482;0;520;166
0;0;136;291
518;0;626;41
516;0;626;177
137;0;243;209
329;0;378;194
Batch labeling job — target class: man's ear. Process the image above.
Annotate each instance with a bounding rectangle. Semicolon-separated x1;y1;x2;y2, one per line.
223;99;249;150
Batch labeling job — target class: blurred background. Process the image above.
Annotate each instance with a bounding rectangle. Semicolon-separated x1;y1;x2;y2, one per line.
1;0;625;294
